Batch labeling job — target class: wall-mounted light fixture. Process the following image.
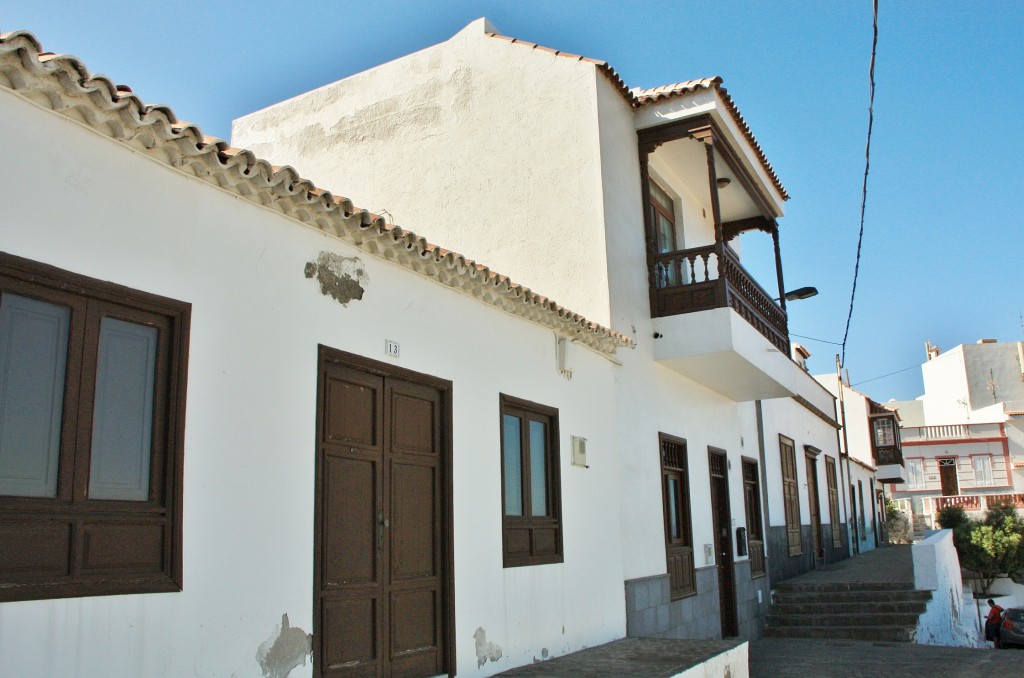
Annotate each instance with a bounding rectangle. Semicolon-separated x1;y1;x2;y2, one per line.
716;177;732;189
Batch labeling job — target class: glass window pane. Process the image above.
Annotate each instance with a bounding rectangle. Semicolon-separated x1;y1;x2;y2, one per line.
650;182;673;213
656;215;675;254
529;420;547;517
503;414;523;516
88;317;157;501
0;293;69;497
667;477;680;539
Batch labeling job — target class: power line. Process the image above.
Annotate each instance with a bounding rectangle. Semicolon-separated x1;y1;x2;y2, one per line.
790;332;843;346
852;362;918;387
840;0;879;367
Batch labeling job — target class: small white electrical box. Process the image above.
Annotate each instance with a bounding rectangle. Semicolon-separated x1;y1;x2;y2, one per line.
704;544;714;565
571;436;588;467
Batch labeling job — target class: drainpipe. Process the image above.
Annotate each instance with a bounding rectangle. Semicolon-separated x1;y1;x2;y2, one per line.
755;399;774;601
835;355;856;557
755;400;772;536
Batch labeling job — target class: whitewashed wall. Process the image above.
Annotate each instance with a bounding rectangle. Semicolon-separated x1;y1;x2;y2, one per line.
232;19;613;328
0;86;628;678
758;397;842;531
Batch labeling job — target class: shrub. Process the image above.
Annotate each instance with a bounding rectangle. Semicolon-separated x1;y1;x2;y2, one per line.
887;507;912;544
937;505;970;530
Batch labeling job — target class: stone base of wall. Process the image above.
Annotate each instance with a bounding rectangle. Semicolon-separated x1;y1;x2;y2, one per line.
625;562;769;641
767;524;850;584
733;559;771;639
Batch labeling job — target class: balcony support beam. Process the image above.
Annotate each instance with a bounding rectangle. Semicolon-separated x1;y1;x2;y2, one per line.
772;225;787;314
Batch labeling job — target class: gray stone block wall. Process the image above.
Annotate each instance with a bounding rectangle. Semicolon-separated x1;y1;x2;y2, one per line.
625;564;766;642
767;524;852;585
733;559;770;639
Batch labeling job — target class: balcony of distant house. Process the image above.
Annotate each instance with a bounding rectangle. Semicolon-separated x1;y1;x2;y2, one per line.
892;422;1014;516
638;114;812;402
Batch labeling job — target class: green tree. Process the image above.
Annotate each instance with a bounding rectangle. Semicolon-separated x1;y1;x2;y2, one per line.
955;504;1024;595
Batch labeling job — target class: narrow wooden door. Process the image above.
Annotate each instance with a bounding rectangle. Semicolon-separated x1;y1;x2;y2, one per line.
315;349;452;677
938;458;959;496
805;453;822;560
708;449;738;637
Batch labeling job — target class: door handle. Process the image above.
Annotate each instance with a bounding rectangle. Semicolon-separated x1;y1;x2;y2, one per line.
377;511;389;551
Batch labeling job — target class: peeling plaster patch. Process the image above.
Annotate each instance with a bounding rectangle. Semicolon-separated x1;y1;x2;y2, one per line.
473;627;503;669
256;613;312;678
305;252;367;306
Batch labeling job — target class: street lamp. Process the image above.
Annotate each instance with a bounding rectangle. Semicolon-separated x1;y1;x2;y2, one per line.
774;286;819;303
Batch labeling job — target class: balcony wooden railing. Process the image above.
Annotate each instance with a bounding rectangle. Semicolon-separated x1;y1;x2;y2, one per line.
651;246;789;353
874;448;904;466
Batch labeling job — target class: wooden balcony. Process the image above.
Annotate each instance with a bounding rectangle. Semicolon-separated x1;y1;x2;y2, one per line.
651;245;789;354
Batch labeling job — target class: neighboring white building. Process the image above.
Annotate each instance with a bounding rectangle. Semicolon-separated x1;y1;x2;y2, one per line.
816;373;906;553
0;22;852;678
887;340;1024;525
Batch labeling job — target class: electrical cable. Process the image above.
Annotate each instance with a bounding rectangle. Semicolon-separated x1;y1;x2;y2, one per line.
852;362;918;387
840;0;879;367
790;332;843;346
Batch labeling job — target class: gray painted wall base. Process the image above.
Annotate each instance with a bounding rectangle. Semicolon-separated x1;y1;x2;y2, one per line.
625;562;770;642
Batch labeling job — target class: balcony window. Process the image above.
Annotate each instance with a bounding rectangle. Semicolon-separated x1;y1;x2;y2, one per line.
973;456;994;486
905;459;925;490
650;180;678;254
873;418;896;447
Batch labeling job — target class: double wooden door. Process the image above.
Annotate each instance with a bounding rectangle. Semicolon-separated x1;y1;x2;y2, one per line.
315;348;452;677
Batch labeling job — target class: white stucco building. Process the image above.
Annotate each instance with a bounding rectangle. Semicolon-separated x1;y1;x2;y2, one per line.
888;340;1024;525
816;373;906;552
1;21;854;677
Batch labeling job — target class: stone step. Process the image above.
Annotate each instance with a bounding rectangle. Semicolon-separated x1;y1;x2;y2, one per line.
773;581;916;594
769;600;928;616
763;625;915;642
766;611;921;628
771;589;930;605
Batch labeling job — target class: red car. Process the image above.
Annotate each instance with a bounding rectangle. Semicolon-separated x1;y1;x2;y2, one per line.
996;607;1024;649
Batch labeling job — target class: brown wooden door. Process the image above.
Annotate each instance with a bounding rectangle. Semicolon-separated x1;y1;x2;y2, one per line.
938;458;959;496
805;453;823;560
708;449;738;637
315;349;452;677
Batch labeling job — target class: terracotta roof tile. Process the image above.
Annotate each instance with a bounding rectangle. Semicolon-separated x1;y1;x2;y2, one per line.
486;32;788;201
0;29;632;355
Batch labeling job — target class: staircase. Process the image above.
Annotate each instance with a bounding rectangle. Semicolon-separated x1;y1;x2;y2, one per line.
911;514;931;542
764;581;931;642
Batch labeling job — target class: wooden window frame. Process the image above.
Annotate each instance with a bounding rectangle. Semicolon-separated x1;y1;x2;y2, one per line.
779;435;802;556
741;457;766;577
499;394;562;567
660;433;696;598
0;252;189;602
649;179;678;254
825;456;842;548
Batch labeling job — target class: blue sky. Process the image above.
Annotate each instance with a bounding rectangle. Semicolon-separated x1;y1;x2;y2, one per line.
3;1;1021;403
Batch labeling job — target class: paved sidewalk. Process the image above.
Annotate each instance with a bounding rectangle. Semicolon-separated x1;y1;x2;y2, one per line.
749;637;1022;677
493;638;742;677
778;543;915;586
